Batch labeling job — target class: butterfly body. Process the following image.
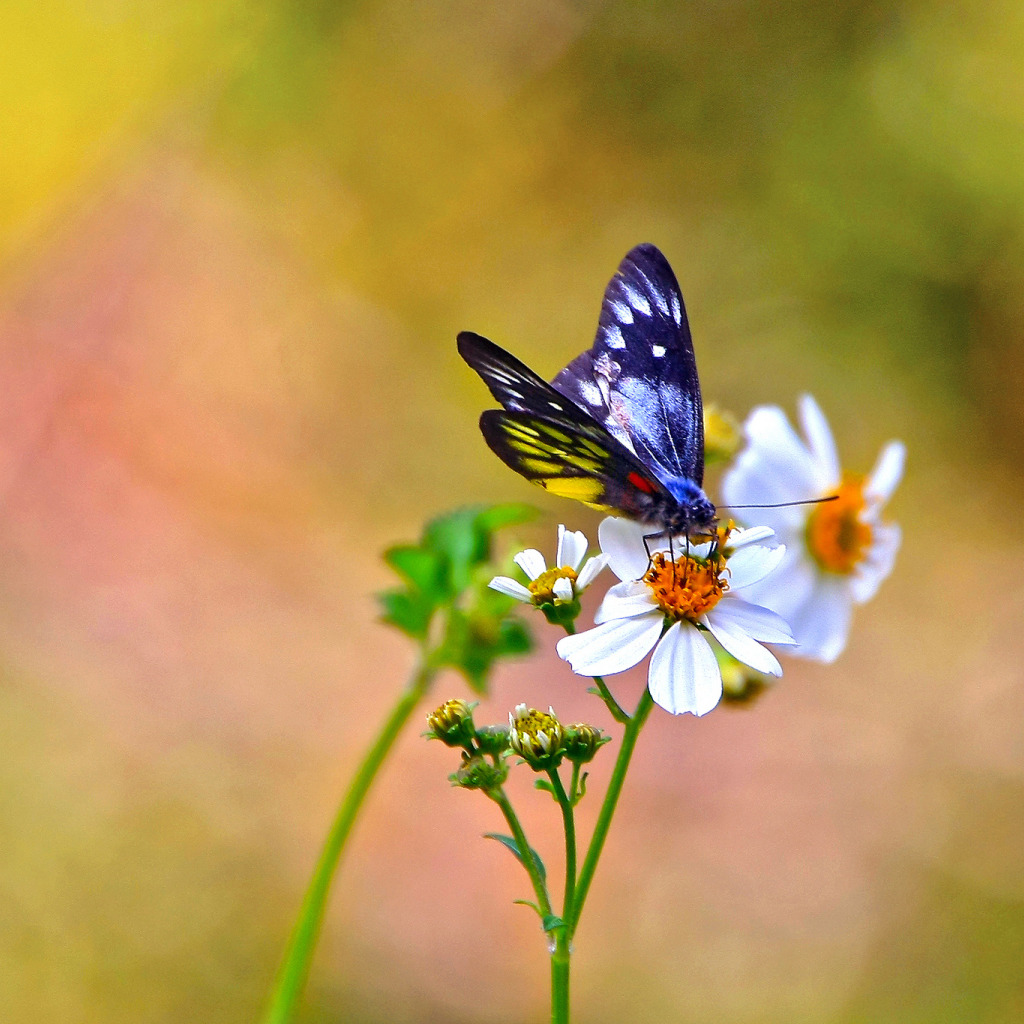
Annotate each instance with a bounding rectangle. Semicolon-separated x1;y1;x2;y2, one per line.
458;243;716;540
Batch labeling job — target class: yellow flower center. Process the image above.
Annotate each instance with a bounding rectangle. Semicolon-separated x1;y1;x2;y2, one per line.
643;551;727;623
527;566;577;605
805;474;872;574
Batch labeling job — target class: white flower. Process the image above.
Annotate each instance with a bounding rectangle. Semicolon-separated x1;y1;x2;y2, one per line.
721;394;905;663
556;518;795;717
488;524;608;606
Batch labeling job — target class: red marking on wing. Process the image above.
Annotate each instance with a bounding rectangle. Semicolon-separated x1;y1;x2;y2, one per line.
627;471;656;494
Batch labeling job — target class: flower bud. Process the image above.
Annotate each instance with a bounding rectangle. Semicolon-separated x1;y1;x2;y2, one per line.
703;404;741;466
474;724;511;756
508;704;565;771
562;723;608;764
717;650;770;704
450;753;508;791
426;699;476;748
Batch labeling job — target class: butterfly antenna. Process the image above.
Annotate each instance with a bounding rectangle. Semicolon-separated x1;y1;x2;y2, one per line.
718;495;838;511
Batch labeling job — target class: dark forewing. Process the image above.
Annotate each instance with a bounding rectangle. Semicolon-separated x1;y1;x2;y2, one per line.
457;331;581;420
479;408;674;520
551;243;705;486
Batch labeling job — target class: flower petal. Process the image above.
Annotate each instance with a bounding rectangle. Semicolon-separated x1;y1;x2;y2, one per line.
704;608;784;677
557;525;589;571
728;525;777;549
594;580;658;624
784;576;853;663
513;548;547;580
727;541;786;590
850;521;901;603
576;553;609;591
709;596;795;645
488;576;532;602
864;440;905;506
798;394;840;492
722;405;821;509
598;517;651;582
557;613;663;676
552;577;574;602
648;621;722;716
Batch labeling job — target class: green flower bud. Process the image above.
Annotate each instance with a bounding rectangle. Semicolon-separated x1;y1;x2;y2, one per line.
716;649;770;704
474;724;511;756
508;703;565;771
562;723;608;764
450;753;508;791
703;404;741;466
426;699;476;747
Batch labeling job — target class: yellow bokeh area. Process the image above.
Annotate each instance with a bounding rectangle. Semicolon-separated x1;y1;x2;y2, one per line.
2;3;1024;1022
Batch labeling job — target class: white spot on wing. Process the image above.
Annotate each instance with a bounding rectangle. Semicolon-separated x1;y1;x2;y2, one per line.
651;345;666;358
610;300;633;325
621;282;651;316
602;323;626;349
669;291;681;325
548;400;564;410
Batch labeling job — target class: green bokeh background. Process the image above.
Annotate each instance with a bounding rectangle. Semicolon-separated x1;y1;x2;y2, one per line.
2;2;1022;1022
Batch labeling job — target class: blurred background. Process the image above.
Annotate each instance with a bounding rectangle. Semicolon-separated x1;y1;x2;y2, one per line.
2;1;1023;1021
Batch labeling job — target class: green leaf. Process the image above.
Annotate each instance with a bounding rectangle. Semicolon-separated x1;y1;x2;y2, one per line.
383;544;446;598
542;914;565;933
378;589;433;639
512;899;542;916
424;508;481;594
473;503;537;534
497;618;532;657
483;832;547;883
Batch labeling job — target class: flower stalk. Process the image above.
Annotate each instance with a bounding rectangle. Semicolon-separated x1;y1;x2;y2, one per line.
262;658;436;1024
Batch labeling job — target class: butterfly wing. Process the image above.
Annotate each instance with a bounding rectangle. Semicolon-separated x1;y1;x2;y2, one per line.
479;409;674;519
458;331;675;518
552;243;706;487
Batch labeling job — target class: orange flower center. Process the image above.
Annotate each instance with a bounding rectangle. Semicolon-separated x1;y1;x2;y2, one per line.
643;551;727;623
528;566;577;605
805;474;872;574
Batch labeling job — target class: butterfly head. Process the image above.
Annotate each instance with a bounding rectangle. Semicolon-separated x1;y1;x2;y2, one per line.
658;475;717;537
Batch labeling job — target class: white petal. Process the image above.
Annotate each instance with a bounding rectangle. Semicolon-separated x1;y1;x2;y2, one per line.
704;609;784;677
743;547;817;624
864;441;905;506
709;596;795;645
488;576;532;602
576;553;609;591
598;517;651;582
513;548;547;580
798;394;840;492
557;614;663;676
594;580;658;624
850;522;901;603
722;405;820;508
552;577;574;602
557;525;589;571
728;525;776;549
727;541;786;590
648;622;722;716
785;577;854;663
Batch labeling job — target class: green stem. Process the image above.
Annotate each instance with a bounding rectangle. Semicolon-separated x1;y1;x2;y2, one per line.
547;766;577;1024
489;788;553;919
551;928;571;1024
547;768;577;928
261;658;435;1024
566;687;655;938
561;620;628;723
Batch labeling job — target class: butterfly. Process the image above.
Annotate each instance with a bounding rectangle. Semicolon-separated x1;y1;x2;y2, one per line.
458;243;717;541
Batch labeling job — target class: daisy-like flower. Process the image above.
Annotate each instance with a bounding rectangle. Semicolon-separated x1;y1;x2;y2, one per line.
488;524;608;607
722;394;904;663
556;518;795;717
